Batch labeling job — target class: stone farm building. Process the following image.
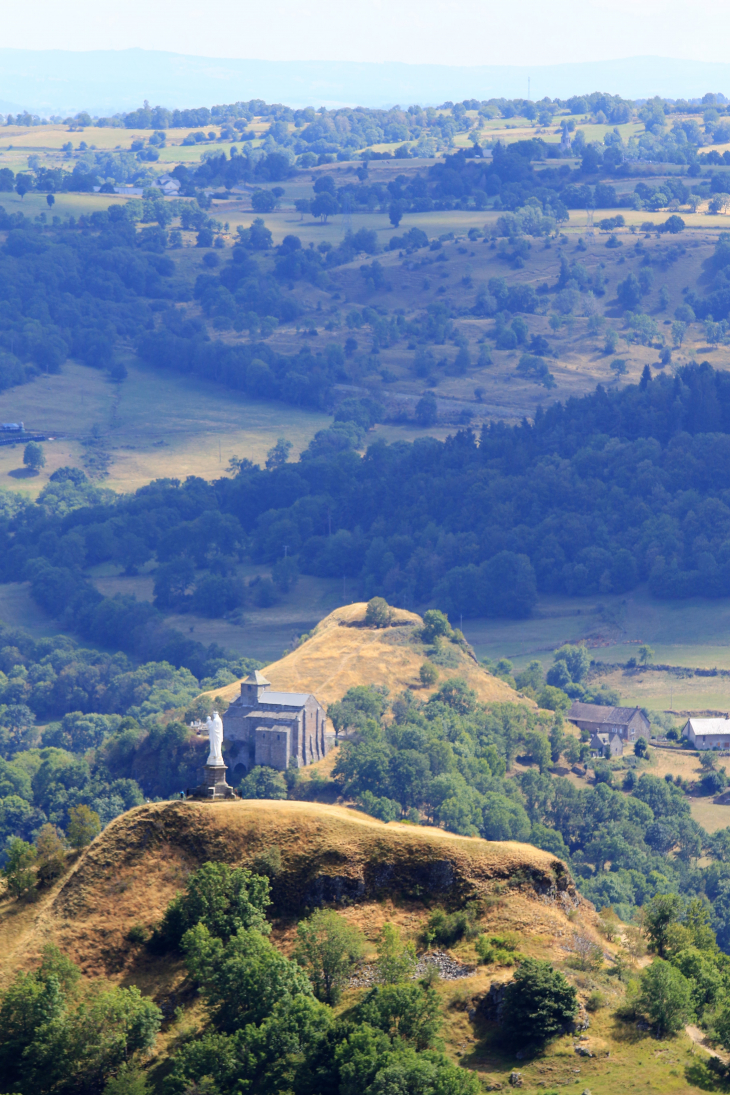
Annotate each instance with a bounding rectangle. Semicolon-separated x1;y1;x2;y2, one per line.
567;702;651;744
589;731;624;759
683;717;730;751
222;670;332;779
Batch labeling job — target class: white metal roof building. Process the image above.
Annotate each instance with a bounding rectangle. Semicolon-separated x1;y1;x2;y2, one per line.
683;717;730;750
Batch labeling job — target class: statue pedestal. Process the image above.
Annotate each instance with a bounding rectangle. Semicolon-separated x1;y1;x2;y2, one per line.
188;763;236;800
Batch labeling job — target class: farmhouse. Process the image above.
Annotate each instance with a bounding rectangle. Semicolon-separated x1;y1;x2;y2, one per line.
567;702;651;743
222;670;331;779
683;717;730;750
589;731;624;759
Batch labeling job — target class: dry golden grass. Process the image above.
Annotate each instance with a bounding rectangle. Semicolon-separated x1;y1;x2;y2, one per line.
205;602;528;710
0;799;585;990
1;799;712;1094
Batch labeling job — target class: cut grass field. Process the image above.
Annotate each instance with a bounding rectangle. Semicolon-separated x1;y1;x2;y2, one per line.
463;587;730;672
0;360;332;496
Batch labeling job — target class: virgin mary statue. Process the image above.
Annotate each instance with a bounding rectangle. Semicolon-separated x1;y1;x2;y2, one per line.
205;711;224;766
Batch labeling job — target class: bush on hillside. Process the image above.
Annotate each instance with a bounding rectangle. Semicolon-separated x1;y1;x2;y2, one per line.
501;958;578;1044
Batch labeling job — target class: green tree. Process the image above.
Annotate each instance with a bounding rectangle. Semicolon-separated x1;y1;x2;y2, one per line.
2;837;36;897
637;959;692;1036
0;946;160;1095
35;823;67;884
239;765;288;799
415;391;437;426
645;893;683;957
66;804;101;849
265;437;292;469
525;731;551;773
46;193;55;210
375;923;418;984
23;441;46;472
500;958;578;1045
514;660;543;693
421;609;453;643
183;923;313;1031
103;1065;150;1095
549;722;566;763
295;908;365;1003
638;644;655;665
537;685;570;713
311;192;339;222
251;189;276;213
389;200;406;228
365;597;393;628
604;329;619;354
419;662;438;687
156;861;271;949
551;643;590;683
355;983;442;1049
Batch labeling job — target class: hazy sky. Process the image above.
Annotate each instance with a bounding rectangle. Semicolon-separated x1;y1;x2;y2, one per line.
5;0;730;67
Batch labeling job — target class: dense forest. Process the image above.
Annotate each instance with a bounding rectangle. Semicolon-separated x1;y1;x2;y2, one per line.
6;365;730;640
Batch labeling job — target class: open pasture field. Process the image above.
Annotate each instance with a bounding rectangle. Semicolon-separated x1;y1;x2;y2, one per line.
0;360;332;496
0;360;455;499
463;588;730;712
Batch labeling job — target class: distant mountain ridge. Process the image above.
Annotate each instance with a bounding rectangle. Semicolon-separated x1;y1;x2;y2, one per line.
2;49;730;115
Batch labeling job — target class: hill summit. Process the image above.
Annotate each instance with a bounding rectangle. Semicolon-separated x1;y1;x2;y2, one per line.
208;602;525;711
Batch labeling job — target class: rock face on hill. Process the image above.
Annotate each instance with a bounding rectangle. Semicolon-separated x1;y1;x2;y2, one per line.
1;801;586;985
209;603;527;710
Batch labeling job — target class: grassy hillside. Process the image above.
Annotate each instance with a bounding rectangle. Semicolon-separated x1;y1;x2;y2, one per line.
206;601;526;709
0;798;721;1095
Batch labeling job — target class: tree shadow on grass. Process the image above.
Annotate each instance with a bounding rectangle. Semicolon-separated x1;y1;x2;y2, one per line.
685;1058;730;1092
7;467;39;478
609;1015;653;1045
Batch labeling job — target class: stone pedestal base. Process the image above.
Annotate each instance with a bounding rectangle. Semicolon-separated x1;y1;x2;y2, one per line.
188;763;236;800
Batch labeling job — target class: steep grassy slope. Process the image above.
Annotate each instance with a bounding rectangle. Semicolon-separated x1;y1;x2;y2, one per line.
0;800;574;984
0;799;720;1093
207;602;527;710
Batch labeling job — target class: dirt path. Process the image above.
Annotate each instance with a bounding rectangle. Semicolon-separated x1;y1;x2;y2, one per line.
686;1024;730;1063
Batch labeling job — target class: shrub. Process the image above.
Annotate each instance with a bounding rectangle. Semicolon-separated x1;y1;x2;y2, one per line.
419;662;438;687
501;958;578;1044
476;932;523;966
425;905;481;947
365;596;393;628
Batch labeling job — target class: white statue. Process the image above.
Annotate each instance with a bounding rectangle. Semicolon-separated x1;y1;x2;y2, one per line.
205;711;224;766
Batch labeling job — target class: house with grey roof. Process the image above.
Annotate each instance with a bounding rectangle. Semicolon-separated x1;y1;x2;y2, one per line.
683;717;730;751
567;702;651;744
589;730;624;759
222;670;332;781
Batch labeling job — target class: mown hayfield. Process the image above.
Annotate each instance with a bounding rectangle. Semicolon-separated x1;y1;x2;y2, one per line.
0;360;331;496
